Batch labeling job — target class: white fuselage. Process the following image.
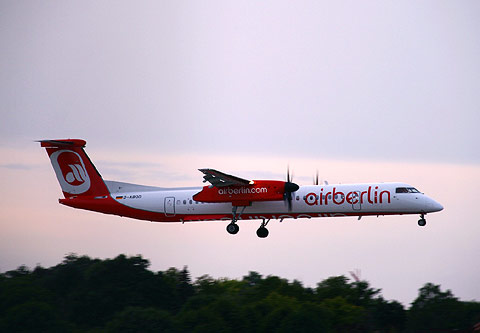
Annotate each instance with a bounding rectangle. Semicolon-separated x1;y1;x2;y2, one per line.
106;181;443;222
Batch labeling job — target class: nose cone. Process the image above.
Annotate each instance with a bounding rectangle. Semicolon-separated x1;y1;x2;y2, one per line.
425;197;444;213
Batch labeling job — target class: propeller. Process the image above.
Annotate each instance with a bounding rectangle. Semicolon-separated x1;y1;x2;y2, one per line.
284;166;299;211
313;170;328;185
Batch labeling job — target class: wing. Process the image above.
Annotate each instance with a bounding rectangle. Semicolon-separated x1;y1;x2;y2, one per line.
199;169;251;187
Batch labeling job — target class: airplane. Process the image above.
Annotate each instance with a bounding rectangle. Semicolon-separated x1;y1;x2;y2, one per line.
39;139;444;238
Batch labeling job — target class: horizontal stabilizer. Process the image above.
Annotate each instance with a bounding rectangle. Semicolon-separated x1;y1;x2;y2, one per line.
38;139;86;148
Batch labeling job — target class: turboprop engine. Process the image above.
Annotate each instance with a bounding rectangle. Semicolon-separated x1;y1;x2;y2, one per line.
193;180;299;207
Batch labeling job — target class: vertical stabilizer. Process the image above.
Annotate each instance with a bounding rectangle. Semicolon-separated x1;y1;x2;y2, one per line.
39;139;109;198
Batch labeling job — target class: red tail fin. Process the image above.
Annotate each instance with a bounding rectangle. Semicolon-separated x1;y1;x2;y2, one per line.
39;139;109;198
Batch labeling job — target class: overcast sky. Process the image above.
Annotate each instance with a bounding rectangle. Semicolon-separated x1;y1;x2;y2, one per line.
1;1;479;306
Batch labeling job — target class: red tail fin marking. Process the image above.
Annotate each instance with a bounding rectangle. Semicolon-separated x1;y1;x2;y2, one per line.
40;139;109;198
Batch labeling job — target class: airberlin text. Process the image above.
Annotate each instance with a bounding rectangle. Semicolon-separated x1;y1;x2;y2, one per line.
218;187;268;195
305;186;391;206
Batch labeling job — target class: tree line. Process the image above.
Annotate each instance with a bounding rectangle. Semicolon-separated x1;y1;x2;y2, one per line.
0;254;479;332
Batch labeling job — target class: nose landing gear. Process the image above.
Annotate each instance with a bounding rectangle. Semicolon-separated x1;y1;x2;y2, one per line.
418;214;426;227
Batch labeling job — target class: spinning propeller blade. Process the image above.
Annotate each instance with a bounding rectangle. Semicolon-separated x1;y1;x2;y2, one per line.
284;166;299;211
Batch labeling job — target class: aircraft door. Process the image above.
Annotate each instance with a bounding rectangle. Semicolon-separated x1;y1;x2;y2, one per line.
352;191;361;211
164;197;175;216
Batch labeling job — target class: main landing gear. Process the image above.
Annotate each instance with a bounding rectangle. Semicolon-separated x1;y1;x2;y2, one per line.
226;222;239;234
227;219;271;238
226;205;271;238
418;214;427;227
256;219;270;238
227;206;241;235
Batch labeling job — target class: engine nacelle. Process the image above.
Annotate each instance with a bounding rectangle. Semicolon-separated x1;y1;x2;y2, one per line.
193;180;286;206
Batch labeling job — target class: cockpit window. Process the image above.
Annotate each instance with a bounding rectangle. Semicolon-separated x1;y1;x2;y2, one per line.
396;187;420;193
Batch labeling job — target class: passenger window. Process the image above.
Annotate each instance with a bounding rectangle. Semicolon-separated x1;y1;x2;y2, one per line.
176;200;180;205
183;200;186;205
189;200;192;204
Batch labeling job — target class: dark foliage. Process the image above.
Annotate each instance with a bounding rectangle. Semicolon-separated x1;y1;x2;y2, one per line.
0;254;478;332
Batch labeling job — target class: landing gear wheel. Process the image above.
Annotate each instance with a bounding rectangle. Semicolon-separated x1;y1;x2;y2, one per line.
256;227;269;238
226;223;239;235
418;213;426;227
418;218;426;227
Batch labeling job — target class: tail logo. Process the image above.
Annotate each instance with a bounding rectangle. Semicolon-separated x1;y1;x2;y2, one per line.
50;150;91;194
65;164;87;184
